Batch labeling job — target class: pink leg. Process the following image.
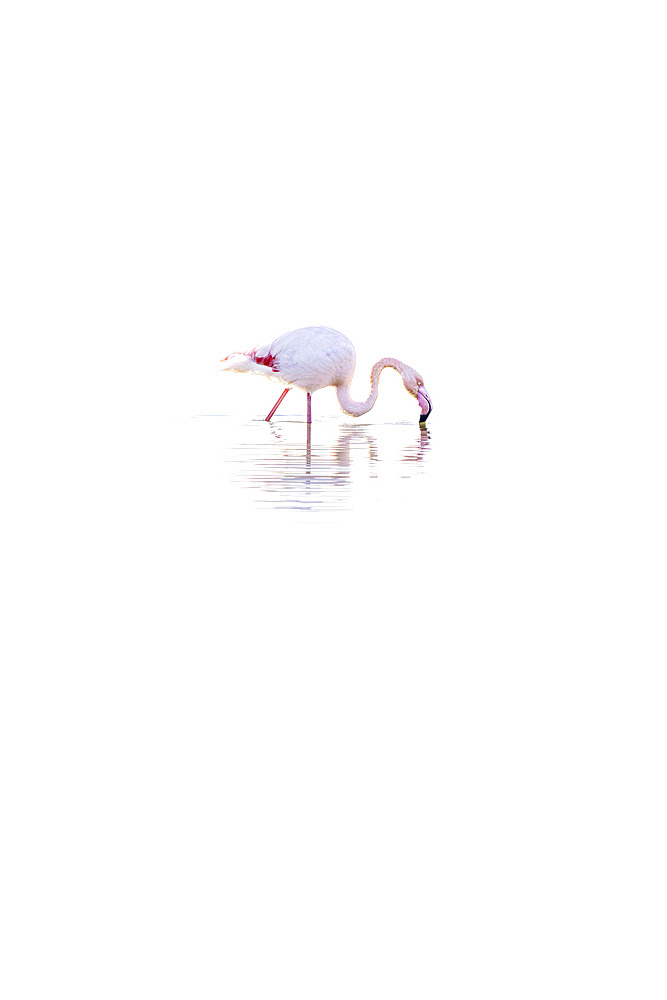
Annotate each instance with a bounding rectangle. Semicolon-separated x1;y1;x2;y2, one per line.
306;392;312;423
265;387;291;421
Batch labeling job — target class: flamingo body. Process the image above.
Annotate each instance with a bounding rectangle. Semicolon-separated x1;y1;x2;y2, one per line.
220;326;432;423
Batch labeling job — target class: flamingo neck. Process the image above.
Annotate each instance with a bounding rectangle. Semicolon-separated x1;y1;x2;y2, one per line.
335;358;412;417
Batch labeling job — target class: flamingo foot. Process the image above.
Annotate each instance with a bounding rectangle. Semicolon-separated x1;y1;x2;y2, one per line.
265;387;291;421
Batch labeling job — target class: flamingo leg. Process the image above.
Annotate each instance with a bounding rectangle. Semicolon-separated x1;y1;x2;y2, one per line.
307;392;312;423
265;387;291;421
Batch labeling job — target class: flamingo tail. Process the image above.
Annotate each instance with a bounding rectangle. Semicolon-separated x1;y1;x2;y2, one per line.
220;348;282;377
219;352;256;373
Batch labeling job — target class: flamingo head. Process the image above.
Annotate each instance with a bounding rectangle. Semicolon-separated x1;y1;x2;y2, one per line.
402;366;432;423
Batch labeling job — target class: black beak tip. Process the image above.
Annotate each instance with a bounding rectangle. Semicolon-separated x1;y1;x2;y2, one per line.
419;405;432;424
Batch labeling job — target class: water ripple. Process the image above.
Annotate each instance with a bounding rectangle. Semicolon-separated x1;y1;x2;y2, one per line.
199;416;432;516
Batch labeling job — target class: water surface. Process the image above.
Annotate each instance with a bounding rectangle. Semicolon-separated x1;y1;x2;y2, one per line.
195;413;432;520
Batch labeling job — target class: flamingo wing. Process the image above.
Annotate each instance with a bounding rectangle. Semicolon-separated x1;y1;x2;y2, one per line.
256;327;356;392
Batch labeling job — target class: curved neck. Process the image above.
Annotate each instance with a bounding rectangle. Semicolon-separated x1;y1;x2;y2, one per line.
335;358;411;417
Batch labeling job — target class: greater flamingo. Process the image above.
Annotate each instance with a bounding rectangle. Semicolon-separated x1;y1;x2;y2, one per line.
220;326;432;424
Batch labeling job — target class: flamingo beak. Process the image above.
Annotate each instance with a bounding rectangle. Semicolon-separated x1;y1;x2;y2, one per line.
417;388;432;422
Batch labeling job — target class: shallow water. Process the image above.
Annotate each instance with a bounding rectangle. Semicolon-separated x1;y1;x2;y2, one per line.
194;412;433;519
5;391;663;1000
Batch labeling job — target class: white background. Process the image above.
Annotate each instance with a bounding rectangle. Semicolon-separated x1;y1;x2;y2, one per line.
1;1;665;997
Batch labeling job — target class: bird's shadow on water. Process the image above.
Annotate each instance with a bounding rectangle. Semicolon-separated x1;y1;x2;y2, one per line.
202;415;431;515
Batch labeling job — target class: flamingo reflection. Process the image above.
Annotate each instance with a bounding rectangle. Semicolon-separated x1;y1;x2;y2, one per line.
223;421;431;513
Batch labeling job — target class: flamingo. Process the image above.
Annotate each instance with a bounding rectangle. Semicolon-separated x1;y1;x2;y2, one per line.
220;326;432;424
